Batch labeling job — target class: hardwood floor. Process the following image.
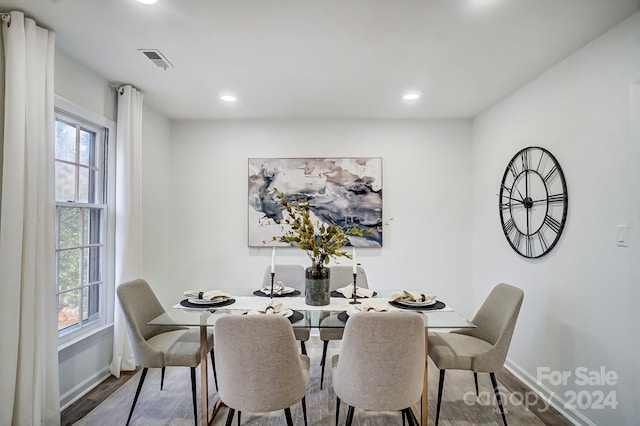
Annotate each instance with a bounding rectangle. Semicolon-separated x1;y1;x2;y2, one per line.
62;339;573;426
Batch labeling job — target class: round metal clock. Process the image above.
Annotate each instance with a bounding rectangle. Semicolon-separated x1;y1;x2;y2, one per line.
499;146;568;258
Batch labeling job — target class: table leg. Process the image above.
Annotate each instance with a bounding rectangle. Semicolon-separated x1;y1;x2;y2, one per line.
200;326;209;425
422;329;428;425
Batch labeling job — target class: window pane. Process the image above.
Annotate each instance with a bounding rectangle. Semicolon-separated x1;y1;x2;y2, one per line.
58;249;81;292
58;290;80;331
55;162;76;202
55;120;76;162
83;283;101;323
59;207;82;248
87;208;103;245
79;129;95;166
78;167;89;203
88;246;102;283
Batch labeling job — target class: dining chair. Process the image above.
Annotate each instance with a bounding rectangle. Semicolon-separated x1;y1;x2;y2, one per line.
331;311;425;426
428;283;524;426
319;265;369;389
117;278;215;426
262;264;310;354
214;314;310;426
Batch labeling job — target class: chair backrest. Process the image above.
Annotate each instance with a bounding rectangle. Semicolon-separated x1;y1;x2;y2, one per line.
214;315;308;412
328;265;368;291
455;283;524;371
117;278;184;367
262;264;305;291
332;312;425;411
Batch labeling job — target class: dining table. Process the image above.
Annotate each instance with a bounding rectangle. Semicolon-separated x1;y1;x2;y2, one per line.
147;290;475;426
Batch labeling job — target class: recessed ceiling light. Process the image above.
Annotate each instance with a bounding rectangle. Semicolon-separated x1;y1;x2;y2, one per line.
220;94;237;102
403;92;421;101
136;0;158;4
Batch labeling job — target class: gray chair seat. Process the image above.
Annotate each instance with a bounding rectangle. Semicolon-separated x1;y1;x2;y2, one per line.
427;332;493;371
146;330;214;367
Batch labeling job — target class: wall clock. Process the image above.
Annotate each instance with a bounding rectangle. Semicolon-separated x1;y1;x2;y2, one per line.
499;146;568;258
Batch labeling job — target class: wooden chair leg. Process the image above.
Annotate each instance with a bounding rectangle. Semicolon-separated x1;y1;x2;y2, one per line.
335;397;341;426
320;340;329;389
302;396;308;426
474;372;479;396
284;407;294;426
345;405;355;426
160;366;165;390
490;372;508;426
225;408;235;426
190;367;197;425
210;349;218;389
435;369;446;426
126;368;148;426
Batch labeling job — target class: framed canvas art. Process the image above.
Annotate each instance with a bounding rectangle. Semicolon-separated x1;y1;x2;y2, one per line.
248;157;383;247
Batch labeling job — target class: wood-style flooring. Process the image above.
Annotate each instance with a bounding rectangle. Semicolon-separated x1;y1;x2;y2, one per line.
62;336;572;425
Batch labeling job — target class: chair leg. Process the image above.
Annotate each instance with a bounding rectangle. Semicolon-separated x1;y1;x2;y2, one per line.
302;396;308;426
284;407;294;426
160;366;165;390
435;369;445;426
474;371;479;396
225;408;235;426
335;397;340;426
402;407;415;426
237;411;241;426
320;340;329;389
300;340;307;355
126;367;148;426
490;372;508;426
345;405;355;426
210;349;218;390
190;367;197;426
402;407;406;426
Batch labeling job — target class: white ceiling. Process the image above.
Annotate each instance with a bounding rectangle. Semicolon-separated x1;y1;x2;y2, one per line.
1;0;638;119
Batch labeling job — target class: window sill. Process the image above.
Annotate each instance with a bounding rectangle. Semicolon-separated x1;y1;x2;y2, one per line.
58;323;113;352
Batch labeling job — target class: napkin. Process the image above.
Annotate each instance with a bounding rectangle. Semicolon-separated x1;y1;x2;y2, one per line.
335;284;375;298
183;289;231;301
355;301;388;312
260;281;290;296
389;290;436;303
257;299;285;314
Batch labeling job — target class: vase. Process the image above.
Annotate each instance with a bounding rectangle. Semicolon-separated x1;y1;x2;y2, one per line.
305;264;330;306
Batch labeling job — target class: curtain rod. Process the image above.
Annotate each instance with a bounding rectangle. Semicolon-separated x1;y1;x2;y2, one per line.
0;13;10;24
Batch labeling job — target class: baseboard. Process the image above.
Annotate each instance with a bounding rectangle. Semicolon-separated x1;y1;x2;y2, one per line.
59;366;112;411
504;357;596;426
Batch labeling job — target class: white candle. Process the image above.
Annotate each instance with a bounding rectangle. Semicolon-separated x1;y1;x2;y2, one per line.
271;247;276;274
352;247;357;274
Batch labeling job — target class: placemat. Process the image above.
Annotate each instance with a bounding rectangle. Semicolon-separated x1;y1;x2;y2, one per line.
252;290;302;297
388;300;446;311
179;298;236;309
330;290;377;298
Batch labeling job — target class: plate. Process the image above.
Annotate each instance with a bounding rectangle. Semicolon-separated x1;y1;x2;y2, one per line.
247;308;294;318
260;286;296;295
395;299;437;307
187;297;232;305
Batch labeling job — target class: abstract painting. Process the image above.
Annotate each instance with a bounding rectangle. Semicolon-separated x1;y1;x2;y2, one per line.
248;158;383;247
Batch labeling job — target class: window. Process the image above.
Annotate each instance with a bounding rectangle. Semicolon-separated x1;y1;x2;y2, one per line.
54;98;115;343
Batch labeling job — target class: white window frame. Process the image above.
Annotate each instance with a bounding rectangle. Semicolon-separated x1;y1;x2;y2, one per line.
55;96;116;348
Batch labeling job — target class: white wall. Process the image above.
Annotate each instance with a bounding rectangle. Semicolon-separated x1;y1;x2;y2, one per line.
163;120;475;315
471;11;640;426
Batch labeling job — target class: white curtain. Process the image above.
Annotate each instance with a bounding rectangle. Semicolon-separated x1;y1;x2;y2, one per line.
0;11;60;426
110;85;144;377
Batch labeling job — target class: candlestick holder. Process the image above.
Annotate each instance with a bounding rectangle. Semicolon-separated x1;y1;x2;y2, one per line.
270;272;275;299
349;272;360;305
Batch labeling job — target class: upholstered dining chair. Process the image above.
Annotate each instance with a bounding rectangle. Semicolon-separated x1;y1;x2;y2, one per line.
319;265;369;389
428;283;524;426
331;311;425;426
214;314;310;426
261;264;310;354
117;278;215;426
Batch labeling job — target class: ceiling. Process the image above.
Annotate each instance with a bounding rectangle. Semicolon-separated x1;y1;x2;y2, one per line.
1;0;638;120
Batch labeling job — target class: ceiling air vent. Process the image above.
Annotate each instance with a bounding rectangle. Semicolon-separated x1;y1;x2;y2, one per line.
139;49;173;70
